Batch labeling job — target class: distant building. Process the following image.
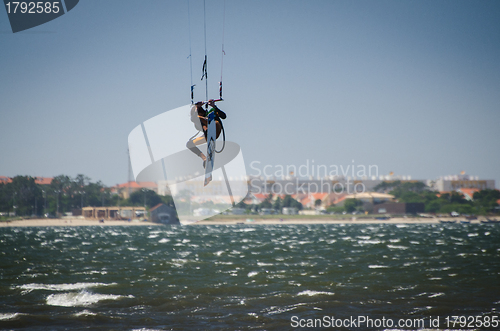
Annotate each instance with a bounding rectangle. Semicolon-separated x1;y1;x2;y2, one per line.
299;193;329;209
374;202;425;215
243;193;269;205
149;203;179;225
457;188;481;201
82;206;146;220
35;177;52;185
0;176;11;184
337;192;395;213
429;173;495;192
282;207;298;215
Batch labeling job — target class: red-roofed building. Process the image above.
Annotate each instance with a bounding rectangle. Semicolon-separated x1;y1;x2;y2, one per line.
0;176;52;185
244;193;272;205
0;176;11;184
35;177;52;185
297;192;348;209
300;193;329;209
457;188;481;201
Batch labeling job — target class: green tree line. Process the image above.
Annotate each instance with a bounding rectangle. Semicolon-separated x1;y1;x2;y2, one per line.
0;175;174;218
374;181;499;215
235;194;303;214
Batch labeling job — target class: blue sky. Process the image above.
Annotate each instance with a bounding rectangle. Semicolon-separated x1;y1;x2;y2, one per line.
1;0;499;187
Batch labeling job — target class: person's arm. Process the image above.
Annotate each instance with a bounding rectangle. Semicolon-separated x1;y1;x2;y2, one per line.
213;105;226;119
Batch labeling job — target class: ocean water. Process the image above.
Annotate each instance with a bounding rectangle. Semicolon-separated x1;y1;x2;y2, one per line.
1;223;499;330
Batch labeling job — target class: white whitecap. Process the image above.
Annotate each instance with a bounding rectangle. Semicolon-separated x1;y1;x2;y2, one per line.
368;265;389;269
158;238;170;243
235;228;256;232
15;282;116;293
46;291;131;307
428;293;445;298
73;309;97;317
0;313;22;321
359;239;382;245
297;290;334;296
387;245;409;250
247;271;259;277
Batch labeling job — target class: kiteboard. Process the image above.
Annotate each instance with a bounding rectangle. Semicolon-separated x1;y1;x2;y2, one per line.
204;109;216;186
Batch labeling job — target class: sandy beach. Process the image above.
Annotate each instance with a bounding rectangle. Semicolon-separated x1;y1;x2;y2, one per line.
0;218;159;227
191;216;494;225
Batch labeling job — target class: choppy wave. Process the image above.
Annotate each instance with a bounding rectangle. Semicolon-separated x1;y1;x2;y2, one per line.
0;312;23;321
14;282;116;293
73;309;98;317
297;290;335;296
46;291;132;307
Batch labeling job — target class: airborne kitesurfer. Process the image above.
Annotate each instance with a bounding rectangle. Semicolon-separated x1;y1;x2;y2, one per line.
186;99;226;167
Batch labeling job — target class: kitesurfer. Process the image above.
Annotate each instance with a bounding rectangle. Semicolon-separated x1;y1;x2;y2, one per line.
186;99;226;166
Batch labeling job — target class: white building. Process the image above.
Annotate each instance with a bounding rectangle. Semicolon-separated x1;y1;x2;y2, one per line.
428;173;495;192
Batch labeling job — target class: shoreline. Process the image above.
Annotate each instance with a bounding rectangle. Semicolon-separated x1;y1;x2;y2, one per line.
190;216;493;225
0;218;160;227
1;216;496;227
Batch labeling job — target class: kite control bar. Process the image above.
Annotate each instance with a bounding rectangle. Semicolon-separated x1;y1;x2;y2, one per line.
197;98;223;107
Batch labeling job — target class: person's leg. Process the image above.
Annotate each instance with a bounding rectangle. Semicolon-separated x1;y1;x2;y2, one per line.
186;135;207;161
